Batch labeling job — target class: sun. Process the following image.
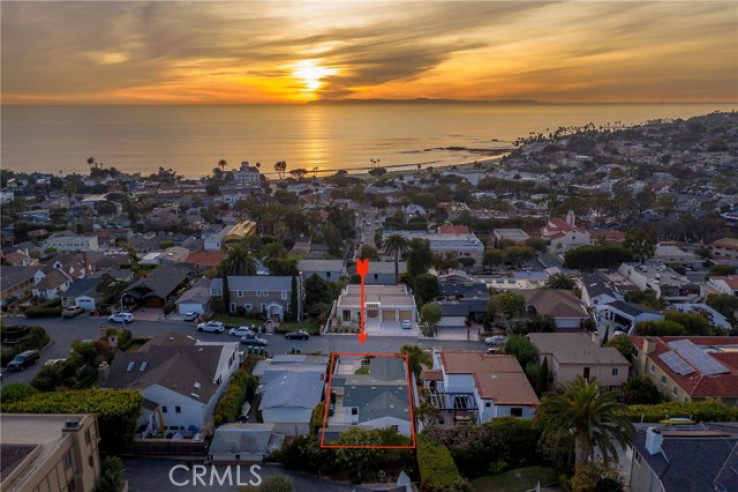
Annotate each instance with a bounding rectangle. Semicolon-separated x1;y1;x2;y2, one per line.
294;60;336;92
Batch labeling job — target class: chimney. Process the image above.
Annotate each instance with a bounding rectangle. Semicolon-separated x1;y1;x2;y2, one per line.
640;337;656;374
645;427;664;455
83;251;91;276
98;361;110;385
643;337;656;354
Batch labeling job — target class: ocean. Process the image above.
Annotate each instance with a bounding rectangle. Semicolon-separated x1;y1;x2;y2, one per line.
2;103;735;178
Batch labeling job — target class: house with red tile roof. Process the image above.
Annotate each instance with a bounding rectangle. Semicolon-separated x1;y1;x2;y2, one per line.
437;224;470;235
710;238;738;260
631;335;738;406
423;349;538;423
541;211;590;248
185;251;226;269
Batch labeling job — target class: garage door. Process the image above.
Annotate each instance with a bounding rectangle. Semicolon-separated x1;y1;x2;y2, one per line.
398;311;412;321
382;310;396;322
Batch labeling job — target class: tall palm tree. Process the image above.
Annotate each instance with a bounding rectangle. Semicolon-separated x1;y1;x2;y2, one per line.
382;234;410;284
221;244;257;276
544;273;576;290
538;376;634;471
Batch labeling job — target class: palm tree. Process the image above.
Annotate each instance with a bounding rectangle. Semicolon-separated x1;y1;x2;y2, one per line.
220;244;258;276
218;159;228;172
382;234;410;284
545;273;576;290
274;161;287;179
538;376;634;471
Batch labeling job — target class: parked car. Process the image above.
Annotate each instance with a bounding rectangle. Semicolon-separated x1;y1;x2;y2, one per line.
44;358;68;367
484;335;508;346
62;306;84;318
239;402;252;423
6;350;40;372
284;330;310;340
240;335;268;346
183;311;199;322
229;326;255;337
400;319;412;329
108;312;134;323
197;321;225;333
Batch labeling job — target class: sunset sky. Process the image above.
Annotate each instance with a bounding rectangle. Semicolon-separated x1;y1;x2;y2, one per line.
2;1;736;104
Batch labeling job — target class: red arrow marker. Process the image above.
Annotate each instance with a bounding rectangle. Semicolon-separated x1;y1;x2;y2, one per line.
355;258;369;344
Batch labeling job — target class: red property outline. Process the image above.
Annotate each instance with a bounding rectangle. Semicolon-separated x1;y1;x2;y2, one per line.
320;352;417;449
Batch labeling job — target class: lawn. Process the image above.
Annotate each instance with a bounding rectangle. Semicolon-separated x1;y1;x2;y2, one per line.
355;366;370;375
209;314;265;328
277;321;321;335
470;466;557;492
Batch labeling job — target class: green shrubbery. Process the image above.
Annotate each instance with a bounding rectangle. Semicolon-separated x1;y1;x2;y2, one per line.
2;389;143;454
416;435;463;491
620;400;738;422
214;369;258;425
24;298;63;318
1;325;50;366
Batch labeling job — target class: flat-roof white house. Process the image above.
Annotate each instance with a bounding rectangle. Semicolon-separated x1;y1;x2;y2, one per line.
331;284;419;336
385;231;484;266
298;259;347;282
43;234;99;253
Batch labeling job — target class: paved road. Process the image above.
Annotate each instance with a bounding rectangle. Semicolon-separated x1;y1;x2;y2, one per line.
1;316;486;384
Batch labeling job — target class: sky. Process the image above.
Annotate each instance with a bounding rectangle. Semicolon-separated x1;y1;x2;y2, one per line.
2;1;737;104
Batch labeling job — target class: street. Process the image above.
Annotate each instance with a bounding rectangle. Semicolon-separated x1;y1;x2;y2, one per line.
1;316;486;384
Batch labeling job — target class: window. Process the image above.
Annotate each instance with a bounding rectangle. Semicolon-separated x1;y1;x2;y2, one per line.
260;303;266;312
510;408;523;417
672;387;678;397
326;272;331;278
230;303;236;312
175;406;181;414
485;402;491;408
245;303;252;310
650;364;656;374
351;408;358;415
237;291;243;298
343;310;351;322
391;425;399;432
661;375;667;384
612;368;619;376
162;406;168;413
281;291;288;300
374;274;378;280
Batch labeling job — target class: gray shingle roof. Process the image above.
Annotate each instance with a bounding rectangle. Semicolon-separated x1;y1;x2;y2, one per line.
62;277;101;298
258;371;324;410
437;301;470;317
343;384;410;423
297;259;345;272
225;276;292;291
369;357;407;382
608;300;660;317
125;264;192;299
581;273;617;299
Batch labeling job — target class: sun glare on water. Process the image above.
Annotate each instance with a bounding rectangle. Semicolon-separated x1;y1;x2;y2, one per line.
294;60;336;92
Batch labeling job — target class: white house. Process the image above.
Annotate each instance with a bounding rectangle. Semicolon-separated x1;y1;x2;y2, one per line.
541;212;590;249
708;276;738;296
60;277;103;310
595;300;664;334
579;273;623;308
43;234;99;253
100;333;240;434
617;262;700;302
426;350;538;422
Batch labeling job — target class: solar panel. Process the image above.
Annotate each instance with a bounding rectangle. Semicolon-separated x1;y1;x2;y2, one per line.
668;340;729;376
658;351;695;376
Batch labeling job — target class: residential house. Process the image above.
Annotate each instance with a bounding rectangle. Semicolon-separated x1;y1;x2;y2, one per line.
203;225;227;251
595;301;664;334
617;262;700;303
0;414;102;492
232;162;262;186
492;228;531;245
332;284;418;335
384;231;484;266
0;266;36;305
521;289;592;330
708;275;738;296
175;278;212;316
327;356;414;438
631;336;738;405
32;270;71;300
208;423;284;463
18;209;50;223
425;350;538;423
122;264;193;309
2;250;36;267
541;212;590;249
60;277;104;310
354;261;407;285
435;301;470;328
437;273;490;322
579;273;623;307
223;221;257;249
710;237;738;260
100;332;241;433
629;422;738;492
528;333;630;390
46;253;90;281
438;224;471;235
185;251;226;270
210;275;301;321
669;304;732;332
654;244;701;267
43;234;99;253
259;363;326;436
298;259;347;282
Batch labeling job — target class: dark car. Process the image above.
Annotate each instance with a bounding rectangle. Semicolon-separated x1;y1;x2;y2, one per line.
240;335;268;346
284;330;310;340
6;350;40;372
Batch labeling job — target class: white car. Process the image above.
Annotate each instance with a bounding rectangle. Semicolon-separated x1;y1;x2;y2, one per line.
108;312;134;323
484;335;508;346
197;321;225;333
400;319;412;329
229;326;255;337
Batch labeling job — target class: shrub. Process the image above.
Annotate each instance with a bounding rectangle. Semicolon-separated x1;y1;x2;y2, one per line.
417;435;462;491
310;402;325;435
619;400;738;422
2;389;143;454
214;369;258;425
24;305;63;318
0;383;38;404
163;300;175;316
98;456;125;492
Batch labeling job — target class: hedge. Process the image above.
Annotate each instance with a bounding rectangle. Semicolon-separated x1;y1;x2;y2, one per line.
24;306;63;318
416;435;462;491
214;369;258;425
619;400;738;422
310;402;325;435
2;389;143;454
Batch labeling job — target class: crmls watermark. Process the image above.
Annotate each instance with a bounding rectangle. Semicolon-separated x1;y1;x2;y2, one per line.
169;464;263;487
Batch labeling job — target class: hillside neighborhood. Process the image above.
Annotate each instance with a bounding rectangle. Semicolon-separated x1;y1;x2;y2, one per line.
2;112;738;491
